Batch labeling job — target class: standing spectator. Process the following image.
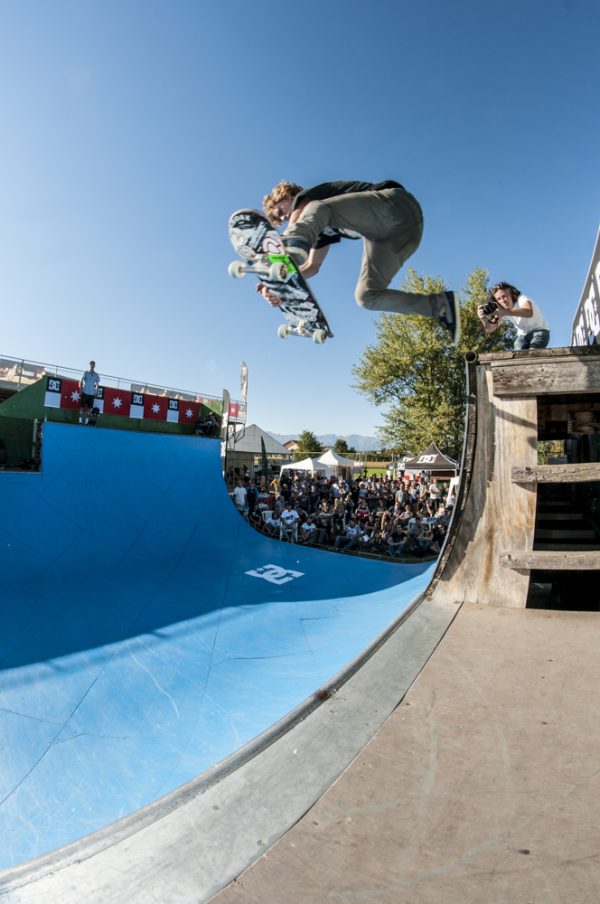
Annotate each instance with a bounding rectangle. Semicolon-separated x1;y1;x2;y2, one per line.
246;480;258;517
79;360;100;424
478;282;550;349
429;478;442;511
232;480;247;515
316;499;335;545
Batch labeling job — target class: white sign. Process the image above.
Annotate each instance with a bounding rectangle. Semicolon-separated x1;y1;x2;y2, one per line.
245;564;304;585
572;226;600;346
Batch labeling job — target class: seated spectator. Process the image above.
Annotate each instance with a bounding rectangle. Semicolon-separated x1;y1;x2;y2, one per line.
387;525;408;557
248;509;264;532
436;504;452;527
194;411;219;436
354;499;370;525
280;502;300;542
334;518;361;551
357;524;377;550
299;515;318;545
263;512;281;537
397;503;414;525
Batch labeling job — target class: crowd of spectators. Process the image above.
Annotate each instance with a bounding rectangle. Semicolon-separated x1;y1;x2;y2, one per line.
231;470;456;560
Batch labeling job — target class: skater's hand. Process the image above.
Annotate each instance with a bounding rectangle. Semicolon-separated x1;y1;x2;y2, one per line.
256;282;282;307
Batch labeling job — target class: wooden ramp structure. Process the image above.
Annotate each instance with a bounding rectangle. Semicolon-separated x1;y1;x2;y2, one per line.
429;345;600;609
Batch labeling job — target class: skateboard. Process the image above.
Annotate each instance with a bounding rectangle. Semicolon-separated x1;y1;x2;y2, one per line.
227;209;333;343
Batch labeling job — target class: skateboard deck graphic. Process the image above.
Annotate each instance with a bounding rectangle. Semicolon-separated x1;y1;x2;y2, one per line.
227;209;333;343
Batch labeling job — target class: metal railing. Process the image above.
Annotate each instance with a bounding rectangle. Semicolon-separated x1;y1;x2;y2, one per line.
0;353;237;408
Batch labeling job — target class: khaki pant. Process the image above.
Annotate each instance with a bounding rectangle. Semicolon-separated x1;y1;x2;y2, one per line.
285;187;446;319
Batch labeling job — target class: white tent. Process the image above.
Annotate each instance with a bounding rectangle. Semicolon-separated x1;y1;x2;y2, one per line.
316;448;361;476
280;457;324;475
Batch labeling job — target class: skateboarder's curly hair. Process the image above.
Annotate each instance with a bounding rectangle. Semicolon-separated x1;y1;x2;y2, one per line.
263;181;303;226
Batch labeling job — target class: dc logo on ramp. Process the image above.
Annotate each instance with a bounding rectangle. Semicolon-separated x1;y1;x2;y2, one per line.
245;564;304;585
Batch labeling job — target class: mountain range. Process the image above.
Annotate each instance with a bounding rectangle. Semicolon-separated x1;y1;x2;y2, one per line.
267;432;379;452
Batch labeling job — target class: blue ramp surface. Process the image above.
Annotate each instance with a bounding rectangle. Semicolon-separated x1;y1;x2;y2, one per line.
0;423;431;868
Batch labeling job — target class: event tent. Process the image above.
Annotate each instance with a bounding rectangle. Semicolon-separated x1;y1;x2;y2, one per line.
232;424;289;455
280;457;324;475
402;442;460;473
317;449;361;475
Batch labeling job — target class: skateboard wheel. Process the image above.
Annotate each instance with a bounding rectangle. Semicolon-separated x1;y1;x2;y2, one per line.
278;324;292;339
313;329;327;344
269;262;289;282
228;261;246;279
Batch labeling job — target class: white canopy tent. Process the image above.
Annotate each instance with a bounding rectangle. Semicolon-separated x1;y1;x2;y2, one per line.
316;448;361;476
279;456;324;475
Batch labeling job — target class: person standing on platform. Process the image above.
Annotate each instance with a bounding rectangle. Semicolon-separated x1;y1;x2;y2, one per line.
79;360;100;424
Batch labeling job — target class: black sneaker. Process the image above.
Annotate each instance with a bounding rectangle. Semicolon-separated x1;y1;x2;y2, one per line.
282;235;310;265
438;291;461;345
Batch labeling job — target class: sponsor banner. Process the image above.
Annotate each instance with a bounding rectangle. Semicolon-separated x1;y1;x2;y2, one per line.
130;392;145;418
44;376;63;408
167;399;179;424
572;226;600;346
60;379;82;410
179;400;200;425
143;394;168;420
44;377;85;410
102;386;131;417
41;378;234;428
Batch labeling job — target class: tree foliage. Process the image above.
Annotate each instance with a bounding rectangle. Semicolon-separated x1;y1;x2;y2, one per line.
295;430;324;459
333;438;355;454
352;268;516;459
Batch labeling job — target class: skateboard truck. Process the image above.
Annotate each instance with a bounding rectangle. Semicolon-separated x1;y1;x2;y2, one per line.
278;321;327;344
228;254;294;283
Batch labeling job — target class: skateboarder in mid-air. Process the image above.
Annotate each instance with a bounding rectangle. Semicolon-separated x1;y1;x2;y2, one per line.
260;179;461;344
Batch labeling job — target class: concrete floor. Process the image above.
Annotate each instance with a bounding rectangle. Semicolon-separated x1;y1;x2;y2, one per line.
213;603;600;904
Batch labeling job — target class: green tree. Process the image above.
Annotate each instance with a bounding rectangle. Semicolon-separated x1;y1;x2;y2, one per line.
538;440;565;464
352;268;515;458
333;438;350;454
296;430;324;459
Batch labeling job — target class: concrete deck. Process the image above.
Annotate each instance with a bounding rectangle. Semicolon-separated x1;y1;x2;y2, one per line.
213;603;600;904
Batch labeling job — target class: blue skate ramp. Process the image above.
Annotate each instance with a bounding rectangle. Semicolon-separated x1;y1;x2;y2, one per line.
0;423;432;868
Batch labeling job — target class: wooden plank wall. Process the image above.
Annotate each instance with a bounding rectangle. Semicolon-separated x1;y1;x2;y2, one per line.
431;362;538;608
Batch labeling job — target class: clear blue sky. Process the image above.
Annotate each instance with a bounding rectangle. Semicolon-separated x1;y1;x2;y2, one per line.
1;0;598;440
